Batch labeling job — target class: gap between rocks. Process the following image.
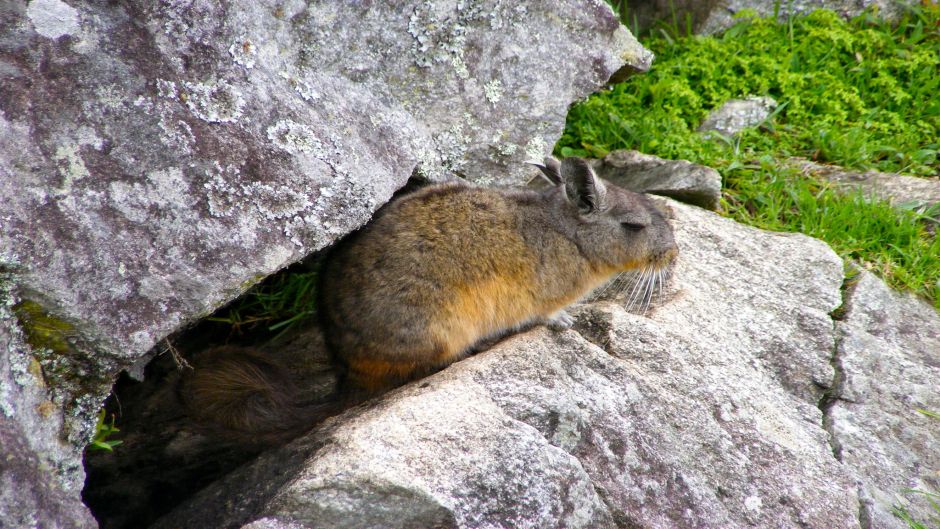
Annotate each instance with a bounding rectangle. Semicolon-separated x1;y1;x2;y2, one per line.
818;267;871;529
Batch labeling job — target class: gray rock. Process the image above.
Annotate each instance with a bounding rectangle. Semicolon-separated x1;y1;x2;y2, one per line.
698;96;778;137
154;200;865;529
591;150;722;210
827;270;940;529
0;289;97;529
794;159;940;214
0;0;649;517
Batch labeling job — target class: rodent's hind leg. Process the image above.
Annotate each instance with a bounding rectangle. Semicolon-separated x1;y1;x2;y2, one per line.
544;309;575;331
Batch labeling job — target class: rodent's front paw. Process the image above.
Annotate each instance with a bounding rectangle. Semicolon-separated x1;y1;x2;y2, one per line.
546;310;575;331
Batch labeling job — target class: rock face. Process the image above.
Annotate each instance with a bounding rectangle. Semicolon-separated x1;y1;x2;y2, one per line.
0;0;649;523
827;270;940;529
0;296;98;528
152;200;879;529
590;150;722;210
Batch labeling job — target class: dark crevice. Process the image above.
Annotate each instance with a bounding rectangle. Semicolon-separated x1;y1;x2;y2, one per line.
817;263;871;529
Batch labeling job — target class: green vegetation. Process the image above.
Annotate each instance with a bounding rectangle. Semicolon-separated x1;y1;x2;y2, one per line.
561;5;939;307
208;268;318;338
88;409;122;452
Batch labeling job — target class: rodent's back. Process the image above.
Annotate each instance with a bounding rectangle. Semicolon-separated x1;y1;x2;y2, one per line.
319;158;677;392
319;183;550;389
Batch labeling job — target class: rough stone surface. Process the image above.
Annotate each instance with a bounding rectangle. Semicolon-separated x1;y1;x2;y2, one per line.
0;289;97;529
698;96;777;137
827;270;940;529
591;150;722;210
0;0;649;518
152;201;869;529
794;159;940;214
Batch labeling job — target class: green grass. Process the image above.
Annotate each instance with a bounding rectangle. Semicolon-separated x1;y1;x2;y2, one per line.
208;268;318;339
561;5;939;308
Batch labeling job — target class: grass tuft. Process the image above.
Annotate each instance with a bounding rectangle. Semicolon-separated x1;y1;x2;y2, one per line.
208;268;319;340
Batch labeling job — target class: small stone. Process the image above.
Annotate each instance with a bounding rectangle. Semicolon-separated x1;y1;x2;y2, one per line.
698;96;778;136
591;150;722;210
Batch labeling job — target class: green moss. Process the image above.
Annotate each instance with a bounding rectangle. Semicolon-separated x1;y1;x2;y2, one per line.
14;300;77;355
560;6;939;308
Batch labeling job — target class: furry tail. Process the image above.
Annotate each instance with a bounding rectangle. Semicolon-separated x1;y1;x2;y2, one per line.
178;346;357;446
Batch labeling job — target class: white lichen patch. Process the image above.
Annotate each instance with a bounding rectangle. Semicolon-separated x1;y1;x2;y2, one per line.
109;167;194;223
451;55;470;79
241;182;313;222
229;36;258;70
524;135;548;163
182;79;245;124
94;84;127;112
158;113;195;152
75;126;104;150
53;143;89;194
266;119;322;155
203;162;243;218
27;0;80;40
278;72;321;102
483;79;503;104
744;494;763;511
156;79;178;99
408;0;483;69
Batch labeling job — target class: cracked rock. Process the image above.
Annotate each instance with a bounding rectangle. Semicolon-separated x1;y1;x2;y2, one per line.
827;271;940;529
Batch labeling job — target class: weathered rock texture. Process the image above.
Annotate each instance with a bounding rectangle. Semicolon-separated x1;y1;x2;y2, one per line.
827;270;940;529
0;0;649;523
794;159;940;214
150;200;880;529
590;150;722;210
0;294;98;528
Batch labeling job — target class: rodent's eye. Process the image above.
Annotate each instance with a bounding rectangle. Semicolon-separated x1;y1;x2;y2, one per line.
621;222;646;232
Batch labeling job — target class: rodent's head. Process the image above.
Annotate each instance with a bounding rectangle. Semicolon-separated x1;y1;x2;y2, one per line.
534;156;678;273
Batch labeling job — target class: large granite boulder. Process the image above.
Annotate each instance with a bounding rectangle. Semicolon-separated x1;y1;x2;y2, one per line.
148;199;919;529
0;0;650;526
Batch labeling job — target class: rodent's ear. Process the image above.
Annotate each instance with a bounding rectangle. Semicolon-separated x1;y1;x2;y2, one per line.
528;156;563;186
561;157;607;214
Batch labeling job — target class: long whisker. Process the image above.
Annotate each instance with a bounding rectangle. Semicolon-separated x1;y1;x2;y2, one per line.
642;266;655;313
595;271;625;299
627;265;650;310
